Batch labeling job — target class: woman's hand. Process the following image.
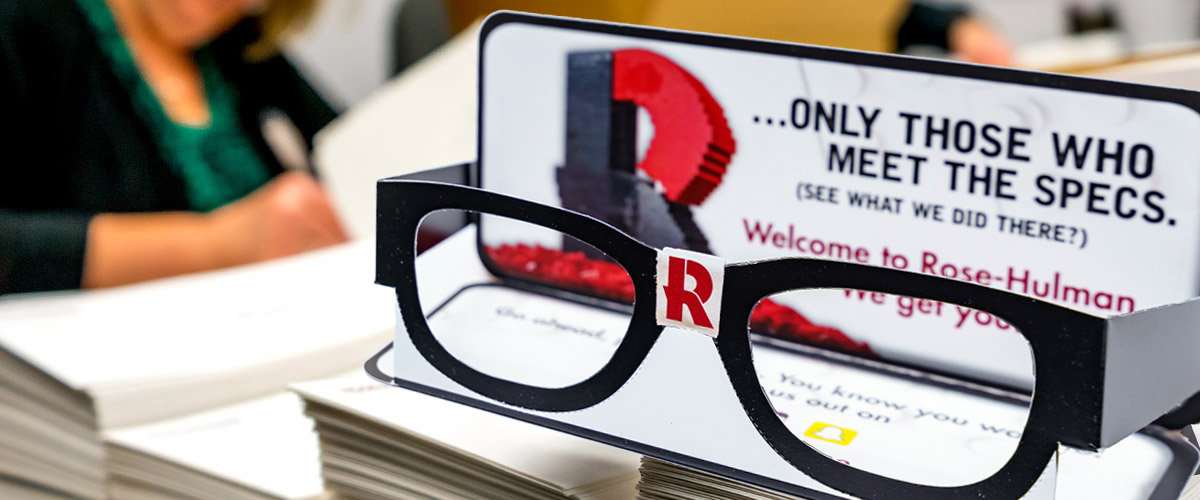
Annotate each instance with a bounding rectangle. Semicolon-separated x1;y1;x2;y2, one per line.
208;171;349;265
949;17;1014;67
83;172;349;288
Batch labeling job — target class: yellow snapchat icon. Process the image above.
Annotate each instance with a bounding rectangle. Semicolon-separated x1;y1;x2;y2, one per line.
804;422;857;446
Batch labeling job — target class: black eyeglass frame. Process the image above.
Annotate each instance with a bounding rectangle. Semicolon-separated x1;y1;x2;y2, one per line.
377;178;1177;500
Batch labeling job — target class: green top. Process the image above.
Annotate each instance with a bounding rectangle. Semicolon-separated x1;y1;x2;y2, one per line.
74;0;270;212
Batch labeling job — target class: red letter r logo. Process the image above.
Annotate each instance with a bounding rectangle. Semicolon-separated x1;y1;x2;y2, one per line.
656;248;724;337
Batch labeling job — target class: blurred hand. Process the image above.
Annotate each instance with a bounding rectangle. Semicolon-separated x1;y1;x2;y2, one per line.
83;172;348;289
949;17;1014;67
209;171;350;265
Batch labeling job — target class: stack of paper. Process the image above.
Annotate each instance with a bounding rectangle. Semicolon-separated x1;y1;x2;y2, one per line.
0;477;71;499
638;433;1189;500
0;241;394;499
103;393;324;500
293;370;641;500
637;458;800;500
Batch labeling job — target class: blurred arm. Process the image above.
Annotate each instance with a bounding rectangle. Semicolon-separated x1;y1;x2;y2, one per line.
897;2;1013;66
83;172;348;289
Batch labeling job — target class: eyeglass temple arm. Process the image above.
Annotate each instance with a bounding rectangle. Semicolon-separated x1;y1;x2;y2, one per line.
1101;296;1200;446
376;164;476;288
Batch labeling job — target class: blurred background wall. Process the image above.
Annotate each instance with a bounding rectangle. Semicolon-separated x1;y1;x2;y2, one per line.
283;0;1200;110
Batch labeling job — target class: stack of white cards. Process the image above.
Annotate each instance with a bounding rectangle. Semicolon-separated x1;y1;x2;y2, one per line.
637;457;801;500
0;242;394;498
103;393;324;500
638;435;1190;500
293;371;641;500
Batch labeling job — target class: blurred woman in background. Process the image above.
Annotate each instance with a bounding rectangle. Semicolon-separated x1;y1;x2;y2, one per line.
0;0;346;294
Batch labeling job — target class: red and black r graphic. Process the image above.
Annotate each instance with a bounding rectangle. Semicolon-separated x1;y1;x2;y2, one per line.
557;49;735;254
